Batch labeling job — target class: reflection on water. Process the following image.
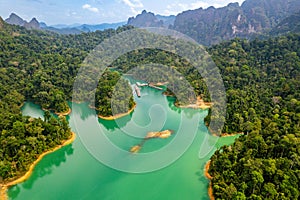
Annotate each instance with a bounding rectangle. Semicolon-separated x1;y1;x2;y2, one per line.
99;113;133;131
70;102;94;121
9;144;74;199
7;185;20;199
10;86;239;200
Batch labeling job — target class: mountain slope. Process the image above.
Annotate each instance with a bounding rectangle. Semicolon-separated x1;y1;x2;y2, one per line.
128;10;163;27
42;26;82;34
4;13;125;34
76;22;126;32
24;18;40;29
0;22;135;182
127;10;175;28
5;13;26;26
172;0;300;45
0;17;4;29
271;12;300;35
208;34;300;199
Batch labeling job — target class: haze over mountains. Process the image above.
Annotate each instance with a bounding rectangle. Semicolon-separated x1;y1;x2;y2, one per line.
3;0;300;45
4;13;126;34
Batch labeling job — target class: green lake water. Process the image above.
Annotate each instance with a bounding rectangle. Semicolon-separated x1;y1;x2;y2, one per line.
8;86;238;200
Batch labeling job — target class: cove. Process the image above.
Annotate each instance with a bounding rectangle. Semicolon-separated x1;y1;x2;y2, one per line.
8;86;239;200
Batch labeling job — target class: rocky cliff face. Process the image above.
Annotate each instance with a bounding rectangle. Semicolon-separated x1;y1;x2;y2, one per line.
172;3;248;45
0;17;4;29
127;10;175;28
172;0;300;45
24;18;40;29
126;0;300;45
156;15;176;28
270;11;300;35
242;0;300;27
128;10;163;27
5;13;26;26
5;13;40;30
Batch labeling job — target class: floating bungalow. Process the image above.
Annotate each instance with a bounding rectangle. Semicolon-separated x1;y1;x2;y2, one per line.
136;82;148;87
134;85;141;97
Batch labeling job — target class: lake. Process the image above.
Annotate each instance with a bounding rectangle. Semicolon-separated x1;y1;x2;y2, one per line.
8;86;238;200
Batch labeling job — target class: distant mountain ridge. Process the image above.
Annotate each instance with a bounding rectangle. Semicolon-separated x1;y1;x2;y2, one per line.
5;13;40;29
5;13;26;26
3;0;300;41
127;10;175;28
24;18;40;29
4;13;126;34
76;22;126;32
171;0;300;45
127;0;300;46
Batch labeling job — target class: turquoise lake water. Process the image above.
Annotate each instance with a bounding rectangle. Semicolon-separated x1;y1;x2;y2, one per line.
8;86;238;200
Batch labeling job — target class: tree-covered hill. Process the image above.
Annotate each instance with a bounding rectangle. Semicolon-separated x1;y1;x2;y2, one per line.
0;22;134;182
0;97;72;181
108;33;300;199
0;21;134;115
0;17;299;199
208;35;300;199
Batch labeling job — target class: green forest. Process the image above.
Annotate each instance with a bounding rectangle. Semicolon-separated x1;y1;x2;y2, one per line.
208;36;300;199
101;32;300;199
0;21;134;182
0;92;72;181
0;16;299;199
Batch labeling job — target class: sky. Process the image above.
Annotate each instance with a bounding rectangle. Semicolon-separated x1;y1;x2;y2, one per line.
0;0;245;25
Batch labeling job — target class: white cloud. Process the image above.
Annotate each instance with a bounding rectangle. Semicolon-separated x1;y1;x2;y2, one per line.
82;4;99;13
122;0;143;15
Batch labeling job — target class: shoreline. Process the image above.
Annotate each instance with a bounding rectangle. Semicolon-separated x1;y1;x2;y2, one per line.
176;96;213;110
98;104;136;120
209;126;243;137
204;134;243;199
204;160;215;200
177;103;212;110
220;132;244;137
0;131;76;200
167;95;212;110
42;106;72;117
55;107;72;117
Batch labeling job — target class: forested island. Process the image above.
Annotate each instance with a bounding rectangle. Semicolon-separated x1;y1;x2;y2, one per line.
0;12;299;200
